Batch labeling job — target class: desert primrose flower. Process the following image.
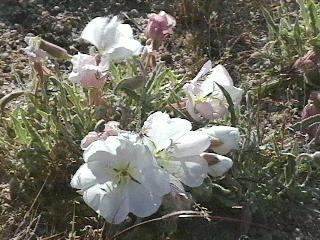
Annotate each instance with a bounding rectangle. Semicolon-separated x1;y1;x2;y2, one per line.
71;136;171;224
81;16;142;62
184;61;243;121
142;111;210;187
69;53;109;88
200;153;233;177
145;11;176;50
198;126;240;155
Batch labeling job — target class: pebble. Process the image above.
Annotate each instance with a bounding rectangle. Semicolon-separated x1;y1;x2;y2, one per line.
185;58;193;65
0;53;9;60
176;68;186;74
53;6;60;11
130;9;139;17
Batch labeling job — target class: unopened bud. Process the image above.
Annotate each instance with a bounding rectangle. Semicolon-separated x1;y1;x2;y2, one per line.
39;39;71;60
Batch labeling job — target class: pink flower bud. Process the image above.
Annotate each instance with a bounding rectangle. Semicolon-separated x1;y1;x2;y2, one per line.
294;50;319;73
302;91;320;141
81;121;122;149
39;39;71;60
145;11;176;50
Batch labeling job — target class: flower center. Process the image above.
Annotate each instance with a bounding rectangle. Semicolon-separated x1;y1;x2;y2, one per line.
154;149;174;169
112;163;140;184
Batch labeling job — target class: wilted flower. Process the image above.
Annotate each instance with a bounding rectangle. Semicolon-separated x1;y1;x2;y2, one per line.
294;50;320;86
81;16;142;62
69;53;109;88
198;126;240;155
145;11;176;50
184;61;243;121
23;36;48;61
142;111;210;187
23;36;70;61
201;153;233;177
81;121;122;149
71;136;171;224
301;91;320;143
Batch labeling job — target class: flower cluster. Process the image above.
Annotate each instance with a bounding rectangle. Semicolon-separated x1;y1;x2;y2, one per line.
21;12;243;225
71;111;240;224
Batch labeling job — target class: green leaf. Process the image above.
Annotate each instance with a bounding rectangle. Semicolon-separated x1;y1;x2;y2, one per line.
307;0;319;37
260;6;279;37
11;109;32;145
284;155;296;187
297;0;310;28
215;83;237;126
290;114;320;131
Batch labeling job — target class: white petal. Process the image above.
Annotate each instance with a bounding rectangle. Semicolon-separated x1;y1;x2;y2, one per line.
70;163;98;190
81;16;120;53
173;131;210;158
143;112;192;151
164;156;208;187
202;153;233;177
199;75;215;97
108;39;142;62
127;182;163;217
199;126;240;155
115;138;156;169
83;138;119;162
186;98;202;121
116;24;134;39
222;85;244;107
139;166;171;196
83;182;130;224
206;64;234;86
191;60;212;83
195;102;216;120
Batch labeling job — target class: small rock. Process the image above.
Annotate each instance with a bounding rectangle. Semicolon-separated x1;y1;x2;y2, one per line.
185;58;193;65
0;53;9;60
53;6;60;11
130;9;139;17
176;68;186;74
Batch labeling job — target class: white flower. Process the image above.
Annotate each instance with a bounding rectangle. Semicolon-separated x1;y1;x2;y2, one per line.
71;136;171;224
201;153;233;177
142;111;210;187
198;126;240;155
81;16;142;62
69;53;109;88
184;61;244;121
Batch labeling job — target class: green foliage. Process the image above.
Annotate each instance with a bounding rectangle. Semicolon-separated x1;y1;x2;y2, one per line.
261;0;320;67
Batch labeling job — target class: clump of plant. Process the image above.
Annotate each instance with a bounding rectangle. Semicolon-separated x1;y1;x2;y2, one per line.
261;0;316;63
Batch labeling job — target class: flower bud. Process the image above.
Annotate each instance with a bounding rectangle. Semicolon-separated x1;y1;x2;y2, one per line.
301;91;320;142
39;39;71;60
294;50;320;86
81;121;122;149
